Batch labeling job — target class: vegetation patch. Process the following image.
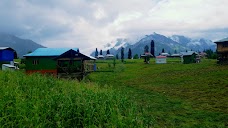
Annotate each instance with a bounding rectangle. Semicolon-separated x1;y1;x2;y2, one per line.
0;71;147;127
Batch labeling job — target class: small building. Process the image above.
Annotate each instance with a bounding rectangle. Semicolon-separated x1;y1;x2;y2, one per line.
180;51;198;64
0;47;17;66
170;53;181;58
156;56;167;64
214;38;228;64
161;53;170;56
141;52;153;64
23;48;96;79
105;54;114;60
96;55;104;59
2;64;16;71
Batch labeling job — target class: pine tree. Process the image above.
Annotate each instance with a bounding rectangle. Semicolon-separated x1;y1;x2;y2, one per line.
107;49;110;55
128;48;132;59
174;49;177;54
95;48;98;57
150;40;155;57
162;48;165;53
77;49;80;53
116;54;119;59
121;47;124;62
144;45;149;53
100;50;103;55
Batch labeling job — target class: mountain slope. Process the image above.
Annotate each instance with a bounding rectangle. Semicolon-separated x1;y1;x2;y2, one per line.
91;33;216;58
0;34;45;58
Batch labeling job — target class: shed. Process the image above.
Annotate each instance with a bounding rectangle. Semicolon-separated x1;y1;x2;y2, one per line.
156;56;167;64
2;64;16;71
105;54;114;60
0;47;17;67
161;53;170;56
141;52;153;64
23;48;96;79
180;51;198;64
214;38;228;64
96;55;104;59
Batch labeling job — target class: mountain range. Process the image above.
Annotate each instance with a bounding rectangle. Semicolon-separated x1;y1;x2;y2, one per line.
0;34;45;58
91;33;216;58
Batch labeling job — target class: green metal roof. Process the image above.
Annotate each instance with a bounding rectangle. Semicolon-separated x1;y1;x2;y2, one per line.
215;37;228;43
23;48;79;57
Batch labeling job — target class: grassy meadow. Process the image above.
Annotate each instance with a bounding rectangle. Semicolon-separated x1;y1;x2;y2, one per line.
0;58;227;127
87;58;228;127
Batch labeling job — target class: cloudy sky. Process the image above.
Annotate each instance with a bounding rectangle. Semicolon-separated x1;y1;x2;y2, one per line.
0;0;228;53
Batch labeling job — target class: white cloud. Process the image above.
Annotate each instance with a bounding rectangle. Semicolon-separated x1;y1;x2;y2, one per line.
0;0;227;54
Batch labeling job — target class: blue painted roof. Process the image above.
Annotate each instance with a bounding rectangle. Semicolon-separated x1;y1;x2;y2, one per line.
24;48;79;57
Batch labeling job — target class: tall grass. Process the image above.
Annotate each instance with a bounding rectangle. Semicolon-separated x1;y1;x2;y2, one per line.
0;71;147;127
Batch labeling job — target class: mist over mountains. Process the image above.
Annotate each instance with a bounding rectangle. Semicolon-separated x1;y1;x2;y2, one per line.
0;33;45;58
91;33;216;58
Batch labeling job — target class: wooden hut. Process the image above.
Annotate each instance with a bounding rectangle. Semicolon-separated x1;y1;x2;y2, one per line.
180;51;198;64
214;38;228;64
23;48;96;79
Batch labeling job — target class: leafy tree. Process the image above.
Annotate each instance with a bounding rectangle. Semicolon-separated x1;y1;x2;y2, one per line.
205;49;217;59
107;49;110;55
133;54;139;59
121;47;124;62
100;50;103;55
128;48;132;59
144;45;149;53
95;48;98;57
162;48;165;53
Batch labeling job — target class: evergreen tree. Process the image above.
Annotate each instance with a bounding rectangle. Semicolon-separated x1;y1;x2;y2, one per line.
144;45;149;53
121;47;124;62
128;48;132;59
174;49;177;54
162;48;165;53
150;40;155;56
107;49;110;55
95;48;98;57
116;54;119;59
100;50;103;55
77;49;80;53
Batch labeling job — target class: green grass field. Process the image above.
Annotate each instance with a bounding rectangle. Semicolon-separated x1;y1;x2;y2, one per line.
0;58;227;127
87;58;228;127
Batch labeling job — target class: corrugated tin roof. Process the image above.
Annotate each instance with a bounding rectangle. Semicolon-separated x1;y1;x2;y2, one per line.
180;51;198;56
0;47;10;50
215;37;228;43
24;48;78;57
156;56;166;58
83;54;96;60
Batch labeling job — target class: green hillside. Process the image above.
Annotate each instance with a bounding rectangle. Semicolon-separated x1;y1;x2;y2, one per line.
88;59;228;127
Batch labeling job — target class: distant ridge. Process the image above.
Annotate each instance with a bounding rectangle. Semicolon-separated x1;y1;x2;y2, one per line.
0;34;45;58
91;33;216;58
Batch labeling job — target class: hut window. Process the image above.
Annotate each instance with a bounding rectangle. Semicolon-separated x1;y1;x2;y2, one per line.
32;60;39;65
223;43;228;47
